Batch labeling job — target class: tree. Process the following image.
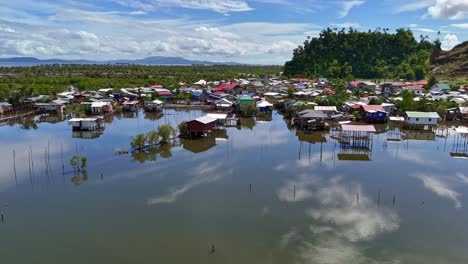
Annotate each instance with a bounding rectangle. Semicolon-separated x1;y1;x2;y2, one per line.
146;131;159;145
178;122;189;138
70;155;81;172
157;124;174;143
427;75;437;90
242;103;257;117
131;133;147;150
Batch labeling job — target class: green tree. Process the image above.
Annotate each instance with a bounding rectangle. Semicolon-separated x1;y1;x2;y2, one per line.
146;131;159;145
131;133;147;150
157;124;175;143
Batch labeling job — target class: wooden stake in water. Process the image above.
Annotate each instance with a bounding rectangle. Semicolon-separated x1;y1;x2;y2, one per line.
393;194;396;208
356;192;359;205
211;244;215;254
13;150;17;185
377;190;381;208
293;184;296;200
249;184;252;193
29;146;35;180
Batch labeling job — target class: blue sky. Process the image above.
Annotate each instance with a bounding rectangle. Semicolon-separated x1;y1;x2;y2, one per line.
0;0;467;64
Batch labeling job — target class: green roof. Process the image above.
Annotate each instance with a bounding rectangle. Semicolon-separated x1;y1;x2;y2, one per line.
239;95;254;101
406;111;440;119
435;83;450;90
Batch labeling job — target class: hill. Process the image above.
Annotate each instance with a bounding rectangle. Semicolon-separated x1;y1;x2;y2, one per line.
283;28;435;80
0;56;242;67
431;41;468;79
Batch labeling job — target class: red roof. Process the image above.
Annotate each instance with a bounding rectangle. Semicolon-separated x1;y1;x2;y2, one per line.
179;85;188;89
324;87;336;95
405;85;424;91
291;78;308;83
342;124;376;132
151;84;164;89
157;91;172;96
351;104;362;109
414;80;428;86
361;105;385;112
349;81;359;86
217;83;238;90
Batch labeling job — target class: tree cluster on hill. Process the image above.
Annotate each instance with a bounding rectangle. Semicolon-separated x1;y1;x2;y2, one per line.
284;28;436;81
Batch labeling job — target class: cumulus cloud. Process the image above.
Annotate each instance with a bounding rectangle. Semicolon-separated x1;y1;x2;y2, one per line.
428;0;468;19
441;34;460;50
338;1;365;18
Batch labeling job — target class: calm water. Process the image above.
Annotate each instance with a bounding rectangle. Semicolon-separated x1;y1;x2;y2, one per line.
0;110;467;264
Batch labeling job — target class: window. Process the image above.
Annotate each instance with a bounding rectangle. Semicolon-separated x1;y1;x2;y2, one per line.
408;117;411;120
416;118;419;121
429;118;432;122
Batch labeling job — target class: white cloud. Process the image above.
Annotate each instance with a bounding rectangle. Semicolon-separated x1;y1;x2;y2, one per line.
0;26;15;33
338;1;365;18
129;10;147;15
450;23;468;29
441;33;460;50
115;0;254;13
395;0;434;13
331;22;361;28
428;0;468;19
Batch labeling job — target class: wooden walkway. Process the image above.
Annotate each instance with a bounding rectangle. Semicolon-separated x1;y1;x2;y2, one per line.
0;110;39;123
163;104;211;110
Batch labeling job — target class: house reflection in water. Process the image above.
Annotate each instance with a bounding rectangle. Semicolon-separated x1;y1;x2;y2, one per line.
332;124;376;161
238;118;256;130
401;130;436;141
182;130;228;154
450;126;468;159
72;130;103;139
38;113;66;124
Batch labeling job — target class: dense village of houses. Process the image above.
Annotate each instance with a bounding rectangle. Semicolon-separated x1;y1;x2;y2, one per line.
0;76;467;138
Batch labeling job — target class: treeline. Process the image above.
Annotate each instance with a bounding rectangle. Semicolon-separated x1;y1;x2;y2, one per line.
0;65;281;103
283;28;436;80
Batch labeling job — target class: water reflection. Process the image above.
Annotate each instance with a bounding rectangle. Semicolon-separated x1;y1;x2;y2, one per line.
182;130;228;154
131;143;174;163
0;109;468;264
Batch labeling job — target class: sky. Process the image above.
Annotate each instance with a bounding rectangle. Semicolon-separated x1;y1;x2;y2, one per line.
0;0;467;64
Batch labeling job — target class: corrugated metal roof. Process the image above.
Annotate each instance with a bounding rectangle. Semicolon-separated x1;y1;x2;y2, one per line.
314;106;337;111
406;111;440;119
194;115;217;124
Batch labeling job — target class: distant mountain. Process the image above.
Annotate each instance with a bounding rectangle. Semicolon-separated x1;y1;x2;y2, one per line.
431;41;468;79
0;56;243;66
